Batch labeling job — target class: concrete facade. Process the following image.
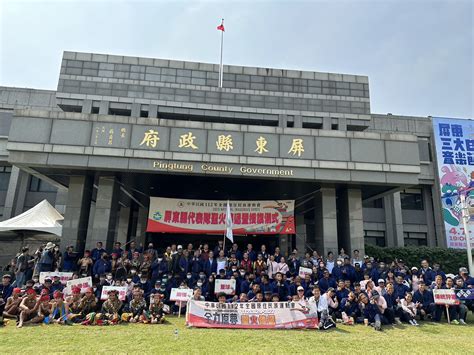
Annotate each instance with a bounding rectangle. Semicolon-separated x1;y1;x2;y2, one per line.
0;51;449;263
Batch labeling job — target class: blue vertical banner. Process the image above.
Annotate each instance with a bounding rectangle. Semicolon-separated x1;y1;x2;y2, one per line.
433;117;474;249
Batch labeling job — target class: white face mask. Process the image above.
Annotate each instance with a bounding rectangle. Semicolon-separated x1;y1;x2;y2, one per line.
197;282;203;287
106;275;113;280
157;258;163;262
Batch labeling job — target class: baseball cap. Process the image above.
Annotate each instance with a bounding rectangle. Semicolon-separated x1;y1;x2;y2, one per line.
411;266;418;271
177;245;183;250
327;287;335;293
377;279;385;284
297;286;304;291
459;267;468;274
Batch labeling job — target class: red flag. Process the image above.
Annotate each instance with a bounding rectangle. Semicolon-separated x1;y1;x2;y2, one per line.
217;19;225;32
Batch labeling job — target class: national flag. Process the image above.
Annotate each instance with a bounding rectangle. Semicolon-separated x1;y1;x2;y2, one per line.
225;200;233;242
217;19;225;32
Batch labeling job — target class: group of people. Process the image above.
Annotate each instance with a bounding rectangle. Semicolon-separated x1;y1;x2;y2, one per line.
1;239;473;330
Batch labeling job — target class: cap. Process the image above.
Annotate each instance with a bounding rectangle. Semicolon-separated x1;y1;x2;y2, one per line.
2;274;12;279
459;267;468;274
364;255;370;259
327;287;335;293
40;289;49;295
411;266;418;271
264;290;272;295
398;259;404;263
53;290;63;299
13;287;21;294
155;280;162;284
108;289;119;294
297;286;305;291
45;278;52;282
72;286;81;294
371;290;379;297
378;279;385;284
26;288;36;295
177;245;183;250
85;287;94;293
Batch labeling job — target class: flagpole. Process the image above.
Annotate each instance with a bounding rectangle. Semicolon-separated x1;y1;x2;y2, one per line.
219;19;224;88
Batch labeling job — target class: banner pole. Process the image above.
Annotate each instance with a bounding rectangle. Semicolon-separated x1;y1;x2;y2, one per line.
460;194;474;276
178;302;182;318
446;305;450;324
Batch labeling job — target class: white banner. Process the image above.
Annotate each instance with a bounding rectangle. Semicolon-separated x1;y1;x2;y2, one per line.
63;277;93;297
170;288;193;302
100;286;128;301
39;272;73;285
186;300;318;329
214;279;236;295
433;289;460;305
298;267;312;278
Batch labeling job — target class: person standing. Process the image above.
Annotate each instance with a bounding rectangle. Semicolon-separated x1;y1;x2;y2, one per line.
39;243;55;272
15;247;31;288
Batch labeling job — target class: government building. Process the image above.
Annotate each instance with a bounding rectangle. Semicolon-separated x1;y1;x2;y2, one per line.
0;51;444;265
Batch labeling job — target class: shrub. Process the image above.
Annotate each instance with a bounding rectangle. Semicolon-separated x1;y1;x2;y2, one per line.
364;244;472;274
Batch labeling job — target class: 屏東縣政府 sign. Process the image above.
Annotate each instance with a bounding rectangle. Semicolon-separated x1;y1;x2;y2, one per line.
147;197;295;234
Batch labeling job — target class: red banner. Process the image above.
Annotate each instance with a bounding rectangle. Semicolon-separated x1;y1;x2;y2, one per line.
147;197;295;234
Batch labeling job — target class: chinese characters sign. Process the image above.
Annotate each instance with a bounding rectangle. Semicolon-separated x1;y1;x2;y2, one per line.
147;197;295;235
433;289;460;306
186;300;318;329
214;279;236;295
100;286;128;301
433;117;474;249
170;288;194;302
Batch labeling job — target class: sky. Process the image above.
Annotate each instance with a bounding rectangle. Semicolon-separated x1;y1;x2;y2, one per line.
0;0;472;118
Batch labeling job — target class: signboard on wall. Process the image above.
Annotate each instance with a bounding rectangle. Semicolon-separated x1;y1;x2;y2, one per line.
147;197;295;235
432;117;474;249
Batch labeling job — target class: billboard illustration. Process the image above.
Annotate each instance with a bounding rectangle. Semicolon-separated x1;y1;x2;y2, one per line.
433;117;474;249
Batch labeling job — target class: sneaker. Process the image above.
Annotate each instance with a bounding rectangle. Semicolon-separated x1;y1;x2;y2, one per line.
374;319;381;331
459;319;467;325
413;320;420;326
409;319;415;326
452;319;459;325
395;317;402;325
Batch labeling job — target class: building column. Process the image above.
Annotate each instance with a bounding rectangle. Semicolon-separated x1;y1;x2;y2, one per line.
338;189;365;256
135;206;148;249
313;187;338;256
295;214;306;253
2;166;30;220
422;186;437;247
86;176;119;251
61;176;93;253
116;206;131;245
384;192;404;247
431;185;446;247
54;188;69;215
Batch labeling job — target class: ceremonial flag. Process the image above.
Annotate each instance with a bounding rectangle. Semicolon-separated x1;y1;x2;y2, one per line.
225;200;233;242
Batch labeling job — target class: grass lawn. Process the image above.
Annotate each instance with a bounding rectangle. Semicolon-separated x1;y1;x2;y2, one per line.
1;316;473;354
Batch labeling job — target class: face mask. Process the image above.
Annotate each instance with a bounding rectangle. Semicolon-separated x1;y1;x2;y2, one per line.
240;272;246;277
140;279;146;283
197;282;203;287
336;261;342;266
187;275;192;279
232;268;237;272
131;270;137;274
160;287;165;291
106;275;113;280
162;278;167;283
200;275;205;279
126;278;132;283
157;258;163;262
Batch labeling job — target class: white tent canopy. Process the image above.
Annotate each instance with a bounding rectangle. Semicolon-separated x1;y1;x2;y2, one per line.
0;199;64;236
